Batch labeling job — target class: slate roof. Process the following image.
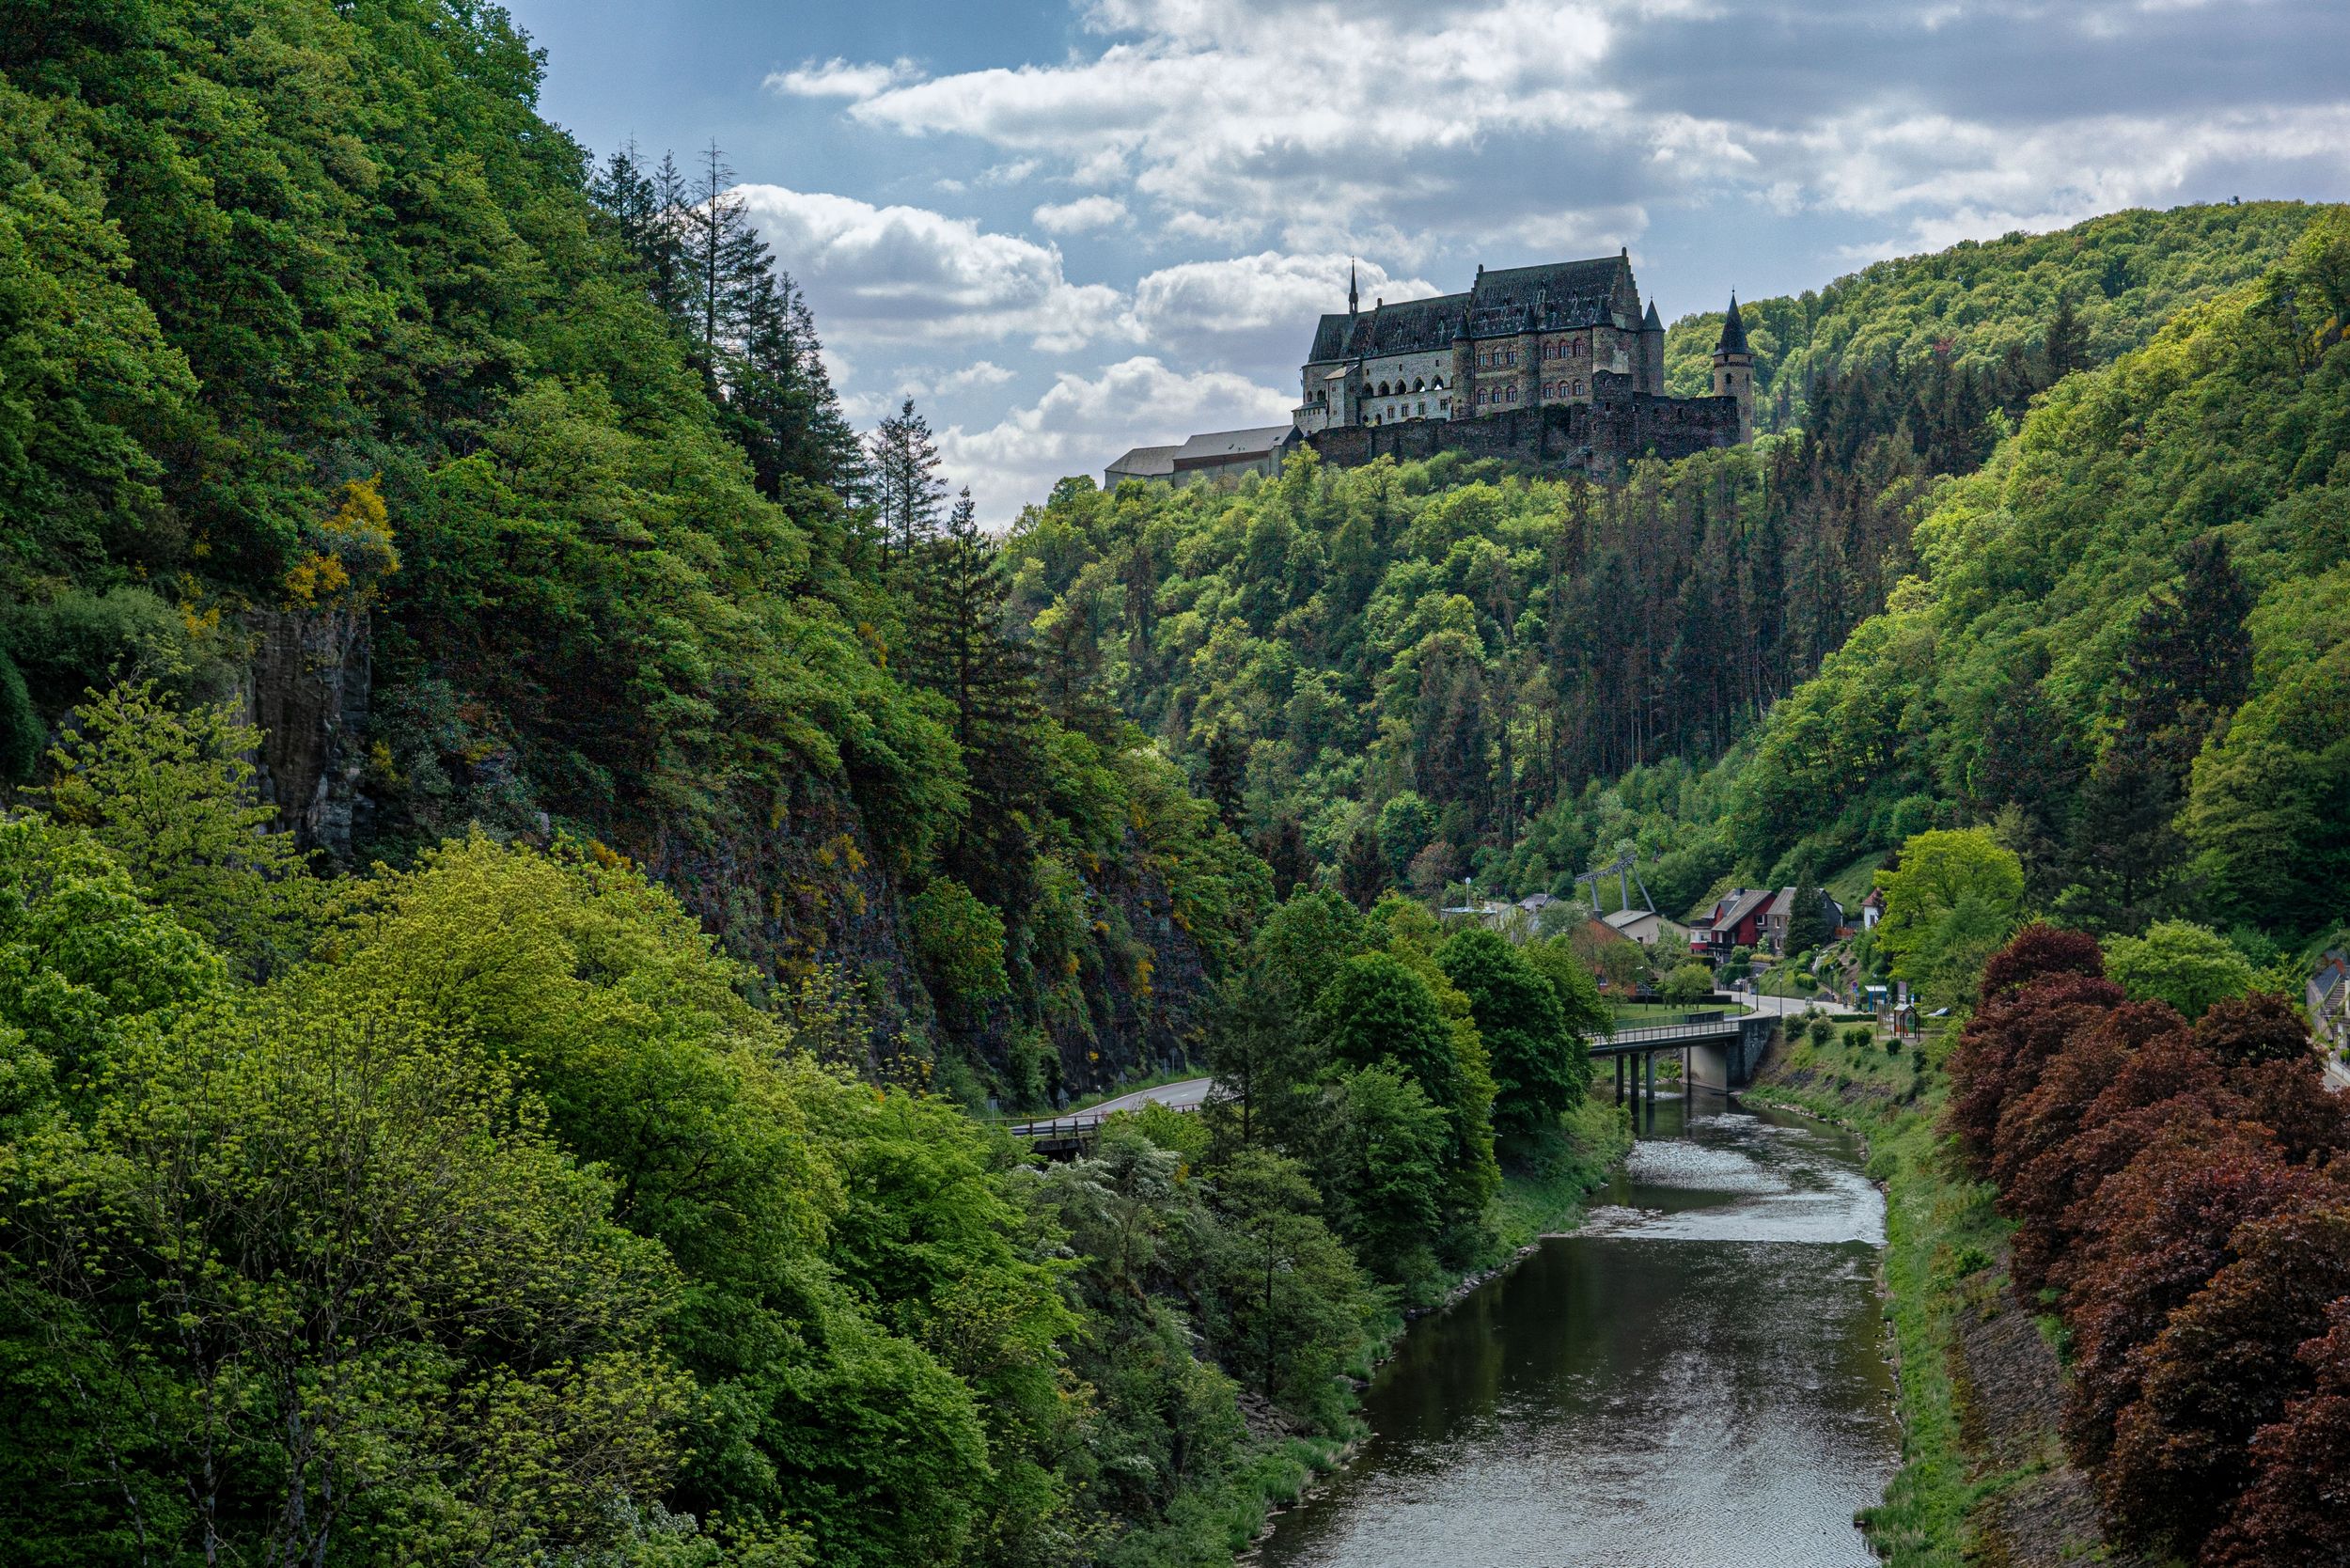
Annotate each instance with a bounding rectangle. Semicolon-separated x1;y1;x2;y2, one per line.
1305;253;1637;363
1307;292;1469;363
1104;444;1179;480
1716;293;1751;357
1705;886;1775;934
1170;426;1296;463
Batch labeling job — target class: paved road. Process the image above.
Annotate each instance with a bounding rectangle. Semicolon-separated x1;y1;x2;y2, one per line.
1007;1076;1215;1138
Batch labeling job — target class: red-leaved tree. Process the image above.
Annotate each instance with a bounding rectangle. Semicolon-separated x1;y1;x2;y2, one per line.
2204;1301;2350;1567
1945;970;2125;1180
2103;1198;2350;1559
2058;1121;2313;1472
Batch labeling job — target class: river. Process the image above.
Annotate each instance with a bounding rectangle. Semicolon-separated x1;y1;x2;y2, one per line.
1254;1089;1900;1568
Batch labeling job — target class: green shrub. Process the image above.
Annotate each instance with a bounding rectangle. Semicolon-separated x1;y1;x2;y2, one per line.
1841;1024;1874;1050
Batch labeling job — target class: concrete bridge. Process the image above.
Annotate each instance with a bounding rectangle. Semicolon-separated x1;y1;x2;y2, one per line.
1007;1007;1787;1155
1593;1009;1780;1105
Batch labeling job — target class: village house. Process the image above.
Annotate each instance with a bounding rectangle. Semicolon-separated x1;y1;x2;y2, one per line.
1688;886;1774;957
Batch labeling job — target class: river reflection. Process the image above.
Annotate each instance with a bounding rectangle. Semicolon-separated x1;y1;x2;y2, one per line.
1254;1090;1898;1568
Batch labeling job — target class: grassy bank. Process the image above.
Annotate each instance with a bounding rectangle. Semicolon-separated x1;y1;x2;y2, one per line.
1746;1025;2016;1568
1495;1094;1637;1248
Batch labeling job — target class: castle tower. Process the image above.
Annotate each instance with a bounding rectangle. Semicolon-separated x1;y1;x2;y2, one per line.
1711;293;1754;443
1640;300;1665;395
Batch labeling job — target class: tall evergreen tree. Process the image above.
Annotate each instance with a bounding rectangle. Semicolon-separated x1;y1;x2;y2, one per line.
870;397;946;572
907;488;1042;896
682;143;771;382
2044;292;2091;382
732;268;865;500
1202;729;1247;830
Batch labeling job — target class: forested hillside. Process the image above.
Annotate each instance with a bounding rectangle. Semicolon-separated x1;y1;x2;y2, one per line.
1007;203;2334;925
0;5;1444;1563
1659;202;2314;432
0;0;1262;1107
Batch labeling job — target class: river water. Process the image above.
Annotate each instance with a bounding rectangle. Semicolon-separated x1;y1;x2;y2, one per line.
1255;1090;1900;1568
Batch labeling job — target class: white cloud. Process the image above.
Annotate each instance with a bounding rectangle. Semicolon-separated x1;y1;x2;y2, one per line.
1034;196;1131;234
1134;251;1438;345
936;359;1019;393
767;56;922;100
937;356;1295;525
808;0;2350;261
732;184;1137;353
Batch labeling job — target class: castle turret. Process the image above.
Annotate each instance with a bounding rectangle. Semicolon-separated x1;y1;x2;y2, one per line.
1347;258;1358;319
1641;300;1665;395
1711;293;1754;443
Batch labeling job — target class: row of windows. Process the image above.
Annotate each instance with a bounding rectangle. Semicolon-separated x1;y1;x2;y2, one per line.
1470;380;1589;408
1475;336;1596;370
1372;375;1444;396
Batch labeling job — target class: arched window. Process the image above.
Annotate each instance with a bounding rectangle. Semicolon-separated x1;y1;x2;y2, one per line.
1412;377;1424;393
1574;379;1583;396
1507;385;1518;403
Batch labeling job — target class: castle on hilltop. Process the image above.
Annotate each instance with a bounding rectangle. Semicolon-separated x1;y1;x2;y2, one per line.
1103;253;1754;491
1297;251;1754;473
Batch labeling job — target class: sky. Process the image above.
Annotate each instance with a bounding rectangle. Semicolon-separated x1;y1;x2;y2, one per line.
505;0;2350;522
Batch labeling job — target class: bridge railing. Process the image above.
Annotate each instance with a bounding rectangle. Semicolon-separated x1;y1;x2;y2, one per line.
1005;1097;1202;1143
1596;1015;1755;1047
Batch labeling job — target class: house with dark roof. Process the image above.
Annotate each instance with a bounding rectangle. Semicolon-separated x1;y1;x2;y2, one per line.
2310;950;2349;1054
1688;887;1775;956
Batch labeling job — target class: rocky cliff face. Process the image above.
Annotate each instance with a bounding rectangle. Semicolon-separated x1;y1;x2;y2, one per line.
246;607;372;861
320;611;1220;1105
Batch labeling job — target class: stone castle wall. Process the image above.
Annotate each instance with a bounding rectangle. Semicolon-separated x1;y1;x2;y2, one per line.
1308;373;1742;476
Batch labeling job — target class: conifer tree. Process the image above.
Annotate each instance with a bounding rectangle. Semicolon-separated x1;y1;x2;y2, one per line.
870;397;946;572
733;268;865;500
682;143;770;383
1034;595;1120;742
2044;292;2091;382
1261;817;1310;902
1201;729;1247;830
906;488;1041;894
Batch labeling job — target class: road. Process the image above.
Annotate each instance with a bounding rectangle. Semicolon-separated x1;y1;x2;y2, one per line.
1005;1076;1215;1138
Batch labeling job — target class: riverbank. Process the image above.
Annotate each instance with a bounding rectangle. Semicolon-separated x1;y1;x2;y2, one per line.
1747;1027;2141;1568
1236;1090;1636;1560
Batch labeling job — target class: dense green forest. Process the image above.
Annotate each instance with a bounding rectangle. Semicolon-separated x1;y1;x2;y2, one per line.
5;0;2348;1562
0;2;1621;1562
1013;205;2349;980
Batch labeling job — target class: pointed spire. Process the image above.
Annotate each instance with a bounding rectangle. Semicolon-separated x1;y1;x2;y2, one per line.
1643;300;1663;331
1348;258;1358;316
1715;292;1750;357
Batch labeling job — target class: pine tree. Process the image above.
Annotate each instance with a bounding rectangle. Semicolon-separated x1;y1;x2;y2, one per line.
2044;292;2090;383
588;141;688;323
870;397;946;572
682;143;771;384
1202;729;1247;830
1261;817;1310;902
906;488;1042;894
1972;653;2084;900
2117;533;2254;771
733;268;865;500
1035;596;1120;742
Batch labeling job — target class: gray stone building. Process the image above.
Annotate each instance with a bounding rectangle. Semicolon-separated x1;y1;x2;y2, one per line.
1296;253;1753;473
1106;426;1302;490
